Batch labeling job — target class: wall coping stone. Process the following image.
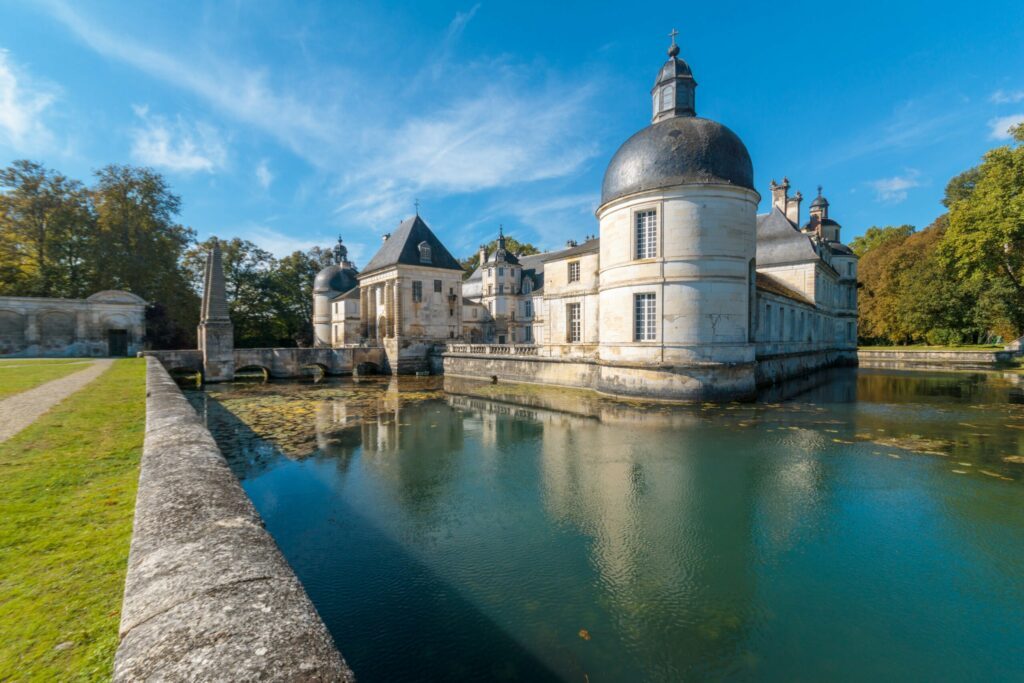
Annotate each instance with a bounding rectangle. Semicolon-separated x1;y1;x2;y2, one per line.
114;358;354;681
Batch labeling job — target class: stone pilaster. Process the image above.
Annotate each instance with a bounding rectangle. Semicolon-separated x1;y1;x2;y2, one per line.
197;239;234;382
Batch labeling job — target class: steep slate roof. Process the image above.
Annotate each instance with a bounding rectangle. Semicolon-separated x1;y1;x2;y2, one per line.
361;215;463;276
756;208;821;266
756;272;815;306
539;238;600;262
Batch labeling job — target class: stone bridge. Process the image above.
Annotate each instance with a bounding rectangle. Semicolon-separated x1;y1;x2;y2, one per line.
143;346;387;380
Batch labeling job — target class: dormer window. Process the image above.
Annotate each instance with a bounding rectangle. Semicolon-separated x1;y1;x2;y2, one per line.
523;279;532;294
418;241;432;263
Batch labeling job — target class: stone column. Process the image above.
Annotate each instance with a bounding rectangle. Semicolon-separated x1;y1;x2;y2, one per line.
24;311;39;345
385;282;395;338
359;286;368;340
393;279;402;340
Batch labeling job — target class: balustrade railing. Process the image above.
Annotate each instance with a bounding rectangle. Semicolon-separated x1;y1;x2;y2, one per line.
446;343;539;356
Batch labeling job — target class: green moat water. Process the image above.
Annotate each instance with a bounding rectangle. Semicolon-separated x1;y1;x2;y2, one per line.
186;369;1024;682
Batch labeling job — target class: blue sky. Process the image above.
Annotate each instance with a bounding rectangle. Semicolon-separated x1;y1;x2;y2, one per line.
2;1;1023;265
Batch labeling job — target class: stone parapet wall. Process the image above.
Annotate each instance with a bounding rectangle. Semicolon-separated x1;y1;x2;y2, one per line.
143;346;387;378
114;358;353;681
755;349;857;387
858;349;1014;370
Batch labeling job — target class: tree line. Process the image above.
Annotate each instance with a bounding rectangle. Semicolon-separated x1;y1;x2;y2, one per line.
854;124;1024;345
0;160;335;349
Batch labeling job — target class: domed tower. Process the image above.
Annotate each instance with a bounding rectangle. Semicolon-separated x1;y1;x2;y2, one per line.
595;32;760;400
313;237;359;347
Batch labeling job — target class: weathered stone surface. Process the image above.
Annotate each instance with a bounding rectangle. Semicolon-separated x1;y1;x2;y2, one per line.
114;358;353;682
857;349;1013;370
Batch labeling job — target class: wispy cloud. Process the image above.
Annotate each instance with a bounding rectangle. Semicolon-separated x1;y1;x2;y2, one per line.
0;49;56;151
234;224;362;260
255;159;273;189
46;1;338;165
868;169;922;203
988;113;1024;140
826;98;963;166
45;1;601;231
991;89;1024;104
130;105;227;173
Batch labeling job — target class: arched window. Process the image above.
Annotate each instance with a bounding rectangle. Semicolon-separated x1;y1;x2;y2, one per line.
418;241;432;263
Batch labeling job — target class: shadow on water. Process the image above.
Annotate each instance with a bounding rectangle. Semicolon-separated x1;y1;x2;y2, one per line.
189;391;567;683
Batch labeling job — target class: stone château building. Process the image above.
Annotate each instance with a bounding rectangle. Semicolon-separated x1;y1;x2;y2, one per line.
314;37;858;399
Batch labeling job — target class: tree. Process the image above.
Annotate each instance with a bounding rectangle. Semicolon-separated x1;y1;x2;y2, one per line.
459;236;541;276
0;160;93;297
942;123;1024;339
849;224;916;257
271;246;337;346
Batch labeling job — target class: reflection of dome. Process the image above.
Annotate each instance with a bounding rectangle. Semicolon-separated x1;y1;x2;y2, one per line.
313;264;358;294
601;117;754;206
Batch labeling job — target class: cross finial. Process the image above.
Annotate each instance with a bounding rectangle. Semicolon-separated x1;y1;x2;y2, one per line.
817;185;823;197
414;198;420;215
499;224;503;237
667;28;680;57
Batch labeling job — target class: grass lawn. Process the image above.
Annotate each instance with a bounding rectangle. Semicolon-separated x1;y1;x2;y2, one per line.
0;359;145;681
0;361;94;399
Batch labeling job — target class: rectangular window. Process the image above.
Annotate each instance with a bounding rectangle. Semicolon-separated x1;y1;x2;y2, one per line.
499;284;504;294
568;261;581;282
524;326;533;342
566;303;581;343
472;308;478;319
847;263;853;276
634;293;656;341
525;300;533;317
498;267;504;276
487;285;493;295
412;281;422;302
635;209;658;259
434;279;442;293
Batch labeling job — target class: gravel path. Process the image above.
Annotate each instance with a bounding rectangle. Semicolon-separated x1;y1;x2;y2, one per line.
0;359;115;443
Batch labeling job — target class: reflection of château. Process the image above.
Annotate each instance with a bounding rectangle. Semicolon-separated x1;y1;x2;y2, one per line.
312;34;858;401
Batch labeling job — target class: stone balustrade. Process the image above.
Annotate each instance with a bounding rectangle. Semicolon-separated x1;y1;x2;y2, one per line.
446;343;539;356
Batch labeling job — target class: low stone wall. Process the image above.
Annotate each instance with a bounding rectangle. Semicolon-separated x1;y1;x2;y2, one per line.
114;358;353;681
755;349;858;387
143;346;387;379
443;351;757;401
857;349;1014;370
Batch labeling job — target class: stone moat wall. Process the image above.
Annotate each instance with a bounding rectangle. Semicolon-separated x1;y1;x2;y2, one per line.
857;349;1015;370
114;358;353;681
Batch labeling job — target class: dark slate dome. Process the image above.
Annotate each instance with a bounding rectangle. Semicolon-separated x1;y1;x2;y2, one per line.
314;264;358;294
600;116;755;206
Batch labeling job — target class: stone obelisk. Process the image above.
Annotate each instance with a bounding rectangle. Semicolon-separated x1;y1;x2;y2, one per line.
197;239;234;381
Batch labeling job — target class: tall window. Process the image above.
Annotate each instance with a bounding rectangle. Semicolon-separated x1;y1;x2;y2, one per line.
635;209;657;259
524;326;533;342
568;261;580;282
434;279;442;293
522;278;532;294
524;300;533;317
412;280;422;302
566;303;581;343
634;293;656;341
660;85;674;111
498;284;504;294
498;267;504;277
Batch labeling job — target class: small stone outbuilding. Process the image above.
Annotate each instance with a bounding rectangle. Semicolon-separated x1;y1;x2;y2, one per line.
0;290;146;357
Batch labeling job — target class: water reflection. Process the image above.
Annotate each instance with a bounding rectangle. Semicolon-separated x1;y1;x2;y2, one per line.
187;369;1024;682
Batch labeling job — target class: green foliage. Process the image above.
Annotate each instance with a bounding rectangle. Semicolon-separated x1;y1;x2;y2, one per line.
0;359;144;681
459;236;541;276
1;159;337;350
850;224;916;257
941;124;1024;339
857;124;1024;345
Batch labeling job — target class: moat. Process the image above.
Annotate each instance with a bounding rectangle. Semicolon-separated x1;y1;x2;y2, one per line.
186;369;1024;682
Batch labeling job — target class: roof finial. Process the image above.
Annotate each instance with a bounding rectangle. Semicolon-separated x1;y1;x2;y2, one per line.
414;198;420;216
667;28;680;57
499;224;504;238
817;185;823;197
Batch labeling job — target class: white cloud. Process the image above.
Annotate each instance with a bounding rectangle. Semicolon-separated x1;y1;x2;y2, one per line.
868;169;922;203
0;49;56;151
988;113;1024;140
235;224;365;260
255;159;273;189
47;2;601;231
130;105;227;173
991;89;1024;104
